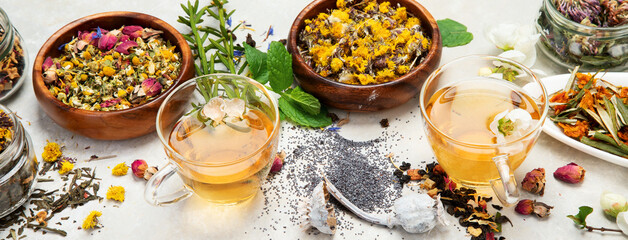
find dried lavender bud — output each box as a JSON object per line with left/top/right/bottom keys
{"left": 554, "top": 162, "right": 585, "bottom": 183}
{"left": 521, "top": 168, "right": 546, "bottom": 196}
{"left": 399, "top": 162, "right": 411, "bottom": 171}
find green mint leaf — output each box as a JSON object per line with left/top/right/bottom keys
{"left": 278, "top": 97, "right": 331, "bottom": 127}
{"left": 282, "top": 87, "right": 321, "bottom": 115}
{"left": 437, "top": 18, "right": 473, "bottom": 47}
{"left": 497, "top": 118, "right": 514, "bottom": 136}
{"left": 567, "top": 206, "right": 593, "bottom": 229}
{"left": 267, "top": 41, "right": 293, "bottom": 92}
{"left": 243, "top": 43, "right": 269, "bottom": 84}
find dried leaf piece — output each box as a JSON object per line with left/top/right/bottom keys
{"left": 554, "top": 162, "right": 586, "bottom": 183}
{"left": 521, "top": 168, "right": 546, "bottom": 196}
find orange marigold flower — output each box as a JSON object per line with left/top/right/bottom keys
{"left": 550, "top": 92, "right": 569, "bottom": 113}
{"left": 558, "top": 121, "right": 588, "bottom": 139}
{"left": 578, "top": 90, "right": 594, "bottom": 110}
{"left": 620, "top": 87, "right": 628, "bottom": 98}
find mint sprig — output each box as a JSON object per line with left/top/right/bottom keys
{"left": 244, "top": 42, "right": 331, "bottom": 127}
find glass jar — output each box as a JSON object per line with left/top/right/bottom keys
{"left": 0, "top": 104, "right": 37, "bottom": 218}
{"left": 0, "top": 7, "right": 27, "bottom": 101}
{"left": 535, "top": 0, "right": 628, "bottom": 71}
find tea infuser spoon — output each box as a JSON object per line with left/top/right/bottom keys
{"left": 323, "top": 177, "right": 446, "bottom": 233}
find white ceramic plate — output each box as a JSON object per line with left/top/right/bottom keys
{"left": 541, "top": 72, "right": 628, "bottom": 168}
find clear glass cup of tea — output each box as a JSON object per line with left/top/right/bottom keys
{"left": 419, "top": 55, "right": 548, "bottom": 205}
{"left": 147, "top": 74, "right": 280, "bottom": 205}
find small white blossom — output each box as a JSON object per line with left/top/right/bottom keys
{"left": 601, "top": 191, "right": 628, "bottom": 218}
{"left": 202, "top": 97, "right": 226, "bottom": 122}
{"left": 485, "top": 23, "right": 540, "bottom": 67}
{"left": 617, "top": 212, "right": 628, "bottom": 236}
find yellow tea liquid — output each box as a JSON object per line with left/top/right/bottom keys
{"left": 425, "top": 77, "right": 541, "bottom": 185}
{"left": 168, "top": 109, "right": 275, "bottom": 204}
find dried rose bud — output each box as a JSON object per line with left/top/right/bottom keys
{"left": 144, "top": 166, "right": 158, "bottom": 180}
{"left": 115, "top": 41, "right": 138, "bottom": 55}
{"left": 515, "top": 199, "right": 553, "bottom": 218}
{"left": 131, "top": 159, "right": 147, "bottom": 178}
{"left": 270, "top": 151, "right": 286, "bottom": 173}
{"left": 100, "top": 98, "right": 121, "bottom": 108}
{"left": 79, "top": 31, "right": 98, "bottom": 45}
{"left": 141, "top": 78, "right": 163, "bottom": 97}
{"left": 122, "top": 25, "right": 143, "bottom": 39}
{"left": 600, "top": 191, "right": 628, "bottom": 218}
{"left": 554, "top": 162, "right": 585, "bottom": 183}
{"left": 97, "top": 32, "right": 118, "bottom": 50}
{"left": 444, "top": 176, "right": 457, "bottom": 191}
{"left": 521, "top": 168, "right": 546, "bottom": 196}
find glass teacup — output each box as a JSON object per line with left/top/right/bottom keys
{"left": 419, "top": 55, "right": 548, "bottom": 205}
{"left": 147, "top": 74, "right": 280, "bottom": 205}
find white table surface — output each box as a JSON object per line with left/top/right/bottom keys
{"left": 1, "top": 0, "right": 627, "bottom": 239}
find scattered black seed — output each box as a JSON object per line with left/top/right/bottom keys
{"left": 492, "top": 204, "right": 503, "bottom": 210}
{"left": 399, "top": 162, "right": 411, "bottom": 171}
{"left": 379, "top": 118, "right": 389, "bottom": 128}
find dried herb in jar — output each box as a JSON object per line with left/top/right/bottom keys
{"left": 298, "top": 0, "right": 431, "bottom": 85}
{"left": 42, "top": 26, "right": 182, "bottom": 111}
{"left": 0, "top": 27, "right": 26, "bottom": 93}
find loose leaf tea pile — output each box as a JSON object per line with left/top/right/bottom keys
{"left": 550, "top": 68, "right": 628, "bottom": 158}
{"left": 298, "top": 0, "right": 432, "bottom": 85}
{"left": 42, "top": 26, "right": 182, "bottom": 111}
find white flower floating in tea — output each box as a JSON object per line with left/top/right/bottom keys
{"left": 489, "top": 108, "right": 533, "bottom": 143}
{"left": 201, "top": 96, "right": 246, "bottom": 125}
{"left": 311, "top": 178, "right": 446, "bottom": 234}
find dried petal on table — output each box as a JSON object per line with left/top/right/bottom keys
{"left": 111, "top": 162, "right": 129, "bottom": 176}
{"left": 515, "top": 199, "right": 553, "bottom": 218}
{"left": 106, "top": 186, "right": 125, "bottom": 202}
{"left": 82, "top": 211, "right": 102, "bottom": 230}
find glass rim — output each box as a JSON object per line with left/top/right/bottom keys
{"left": 543, "top": 0, "right": 628, "bottom": 33}
{"left": 419, "top": 55, "right": 550, "bottom": 148}
{"left": 0, "top": 104, "right": 23, "bottom": 177}
{"left": 156, "top": 73, "right": 281, "bottom": 167}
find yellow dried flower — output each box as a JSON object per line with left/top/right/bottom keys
{"left": 82, "top": 211, "right": 101, "bottom": 230}
{"left": 58, "top": 161, "right": 74, "bottom": 175}
{"left": 379, "top": 2, "right": 391, "bottom": 13}
{"left": 117, "top": 89, "right": 127, "bottom": 98}
{"left": 106, "top": 186, "right": 125, "bottom": 202}
{"left": 42, "top": 142, "right": 62, "bottom": 163}
{"left": 131, "top": 56, "right": 141, "bottom": 65}
{"left": 336, "top": 0, "right": 345, "bottom": 8}
{"left": 331, "top": 58, "right": 343, "bottom": 72}
{"left": 103, "top": 55, "right": 114, "bottom": 62}
{"left": 397, "top": 65, "right": 410, "bottom": 74}
{"left": 111, "top": 162, "right": 129, "bottom": 176}
{"left": 102, "top": 66, "right": 115, "bottom": 77}
{"left": 61, "top": 62, "right": 73, "bottom": 69}
{"left": 82, "top": 51, "right": 91, "bottom": 59}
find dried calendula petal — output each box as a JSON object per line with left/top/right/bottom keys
{"left": 106, "top": 186, "right": 125, "bottom": 202}
{"left": 82, "top": 211, "right": 102, "bottom": 230}
{"left": 111, "top": 162, "right": 129, "bottom": 176}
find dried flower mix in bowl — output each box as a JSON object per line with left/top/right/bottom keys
{"left": 298, "top": 0, "right": 432, "bottom": 85}
{"left": 42, "top": 26, "right": 182, "bottom": 111}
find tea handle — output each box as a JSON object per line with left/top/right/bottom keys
{"left": 144, "top": 163, "right": 193, "bottom": 206}
{"left": 490, "top": 154, "right": 520, "bottom": 206}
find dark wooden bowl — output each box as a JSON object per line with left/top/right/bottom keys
{"left": 32, "top": 11, "right": 195, "bottom": 140}
{"left": 287, "top": 0, "right": 442, "bottom": 112}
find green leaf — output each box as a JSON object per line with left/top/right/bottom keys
{"left": 567, "top": 206, "right": 593, "bottom": 229}
{"left": 267, "top": 41, "right": 293, "bottom": 92}
{"left": 278, "top": 97, "right": 331, "bottom": 128}
{"left": 243, "top": 43, "right": 269, "bottom": 84}
{"left": 282, "top": 87, "right": 321, "bottom": 115}
{"left": 437, "top": 18, "right": 473, "bottom": 47}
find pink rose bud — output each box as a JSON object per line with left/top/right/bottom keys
{"left": 554, "top": 162, "right": 585, "bottom": 183}
{"left": 122, "top": 25, "right": 143, "bottom": 40}
{"left": 141, "top": 78, "right": 163, "bottom": 97}
{"left": 119, "top": 34, "right": 130, "bottom": 42}
{"left": 270, "top": 151, "right": 286, "bottom": 173}
{"left": 42, "top": 57, "right": 54, "bottom": 71}
{"left": 131, "top": 159, "right": 148, "bottom": 178}
{"left": 515, "top": 199, "right": 553, "bottom": 218}
{"left": 115, "top": 41, "right": 138, "bottom": 55}
{"left": 98, "top": 32, "right": 118, "bottom": 50}
{"left": 521, "top": 168, "right": 546, "bottom": 196}
{"left": 99, "top": 98, "right": 121, "bottom": 108}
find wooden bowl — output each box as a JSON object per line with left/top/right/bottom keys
{"left": 32, "top": 11, "right": 195, "bottom": 140}
{"left": 287, "top": 0, "right": 442, "bottom": 112}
